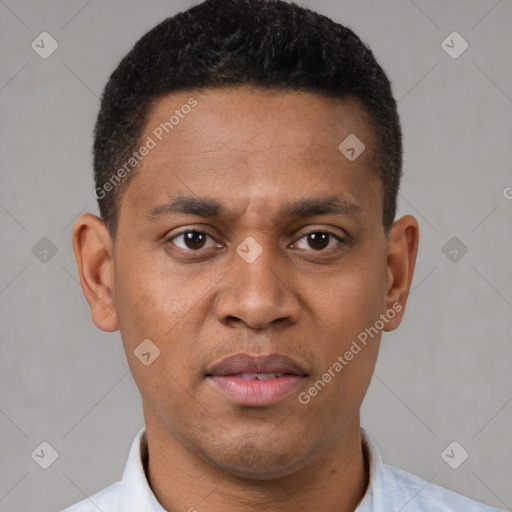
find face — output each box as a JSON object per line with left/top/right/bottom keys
{"left": 74, "top": 86, "right": 418, "bottom": 480}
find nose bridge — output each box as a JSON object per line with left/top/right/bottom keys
{"left": 215, "top": 237, "right": 301, "bottom": 329}
{"left": 238, "top": 241, "right": 281, "bottom": 295}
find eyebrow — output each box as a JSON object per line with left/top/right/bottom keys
{"left": 145, "top": 194, "right": 361, "bottom": 221}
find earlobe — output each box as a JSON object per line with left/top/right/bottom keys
{"left": 383, "top": 215, "right": 420, "bottom": 331}
{"left": 72, "top": 213, "right": 119, "bottom": 332}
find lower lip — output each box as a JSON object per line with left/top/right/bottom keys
{"left": 208, "top": 375, "right": 305, "bottom": 407}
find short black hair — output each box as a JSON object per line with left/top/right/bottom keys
{"left": 93, "top": 0, "right": 402, "bottom": 237}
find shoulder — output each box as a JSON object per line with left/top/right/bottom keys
{"left": 380, "top": 464, "right": 503, "bottom": 512}
{"left": 60, "top": 481, "right": 121, "bottom": 512}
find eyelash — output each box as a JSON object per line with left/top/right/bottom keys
{"left": 166, "top": 229, "right": 346, "bottom": 254}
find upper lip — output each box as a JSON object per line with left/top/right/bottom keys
{"left": 206, "top": 353, "right": 308, "bottom": 376}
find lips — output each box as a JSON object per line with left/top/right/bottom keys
{"left": 206, "top": 353, "right": 307, "bottom": 407}
{"left": 207, "top": 353, "right": 307, "bottom": 377}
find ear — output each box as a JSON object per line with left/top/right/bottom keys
{"left": 383, "top": 214, "right": 419, "bottom": 331}
{"left": 72, "top": 213, "right": 118, "bottom": 332}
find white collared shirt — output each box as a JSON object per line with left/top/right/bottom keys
{"left": 61, "top": 427, "right": 502, "bottom": 511}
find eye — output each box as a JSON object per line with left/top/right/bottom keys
{"left": 167, "top": 229, "right": 345, "bottom": 254}
{"left": 293, "top": 231, "right": 345, "bottom": 251}
{"left": 169, "top": 230, "right": 221, "bottom": 251}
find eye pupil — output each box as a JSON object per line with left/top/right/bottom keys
{"left": 185, "top": 231, "right": 206, "bottom": 249}
{"left": 308, "top": 232, "right": 329, "bottom": 250}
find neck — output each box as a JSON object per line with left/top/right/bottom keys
{"left": 143, "top": 414, "right": 369, "bottom": 512}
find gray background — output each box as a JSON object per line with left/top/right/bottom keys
{"left": 1, "top": 1, "right": 511, "bottom": 511}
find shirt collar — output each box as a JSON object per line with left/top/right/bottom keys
{"left": 355, "top": 427, "right": 384, "bottom": 510}
{"left": 118, "top": 426, "right": 383, "bottom": 511}
{"left": 118, "top": 427, "right": 166, "bottom": 512}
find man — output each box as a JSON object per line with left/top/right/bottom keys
{"left": 63, "top": 0, "right": 501, "bottom": 510}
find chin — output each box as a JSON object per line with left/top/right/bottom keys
{"left": 200, "top": 435, "right": 312, "bottom": 481}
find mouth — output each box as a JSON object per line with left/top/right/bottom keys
{"left": 206, "top": 353, "right": 308, "bottom": 407}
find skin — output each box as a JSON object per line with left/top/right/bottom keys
{"left": 73, "top": 86, "right": 419, "bottom": 512}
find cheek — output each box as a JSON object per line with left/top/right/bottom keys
{"left": 304, "top": 251, "right": 386, "bottom": 402}
{"left": 113, "top": 254, "right": 192, "bottom": 340}
{"left": 112, "top": 262, "right": 201, "bottom": 421}
{"left": 317, "top": 257, "right": 387, "bottom": 340}
{"left": 112, "top": 254, "right": 211, "bottom": 384}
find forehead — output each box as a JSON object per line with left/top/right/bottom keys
{"left": 119, "top": 86, "right": 381, "bottom": 224}
{"left": 146, "top": 86, "right": 373, "bottom": 155}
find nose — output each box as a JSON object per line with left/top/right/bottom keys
{"left": 214, "top": 242, "right": 301, "bottom": 330}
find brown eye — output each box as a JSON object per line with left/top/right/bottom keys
{"left": 294, "top": 231, "right": 344, "bottom": 251}
{"left": 306, "top": 232, "right": 329, "bottom": 250}
{"left": 170, "top": 231, "right": 217, "bottom": 251}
